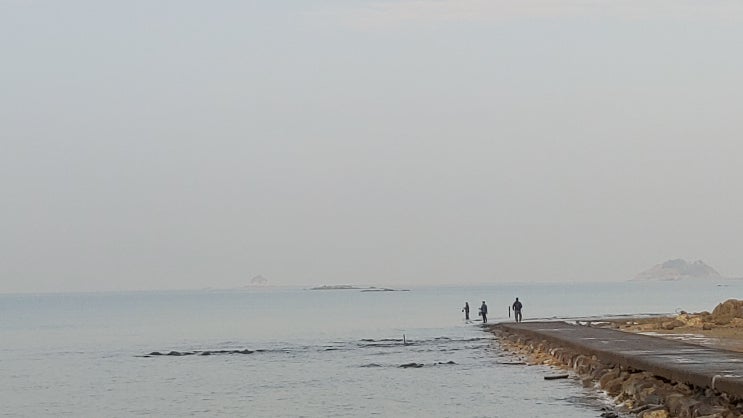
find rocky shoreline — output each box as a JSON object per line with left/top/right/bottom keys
{"left": 493, "top": 325, "right": 743, "bottom": 418}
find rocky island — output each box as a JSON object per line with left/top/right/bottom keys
{"left": 633, "top": 259, "right": 722, "bottom": 281}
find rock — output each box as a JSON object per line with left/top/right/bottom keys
{"left": 711, "top": 299, "right": 743, "bottom": 324}
{"left": 544, "top": 374, "right": 569, "bottom": 380}
{"left": 640, "top": 394, "right": 663, "bottom": 406}
{"left": 599, "top": 369, "right": 621, "bottom": 387}
{"left": 399, "top": 363, "right": 424, "bottom": 368}
{"left": 640, "top": 408, "right": 669, "bottom": 418}
{"left": 662, "top": 320, "right": 685, "bottom": 330}
{"left": 604, "top": 376, "right": 625, "bottom": 396}
{"left": 149, "top": 352, "right": 163, "bottom": 356}
{"left": 672, "top": 382, "right": 692, "bottom": 395}
{"left": 167, "top": 351, "right": 182, "bottom": 356}
{"left": 703, "top": 323, "right": 714, "bottom": 330}
{"left": 692, "top": 402, "right": 729, "bottom": 417}
{"left": 201, "top": 351, "right": 211, "bottom": 356}
{"left": 600, "top": 412, "right": 618, "bottom": 418}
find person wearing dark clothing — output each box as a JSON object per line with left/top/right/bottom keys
{"left": 512, "top": 298, "right": 523, "bottom": 323}
{"left": 462, "top": 302, "right": 470, "bottom": 320}
{"left": 480, "top": 301, "right": 488, "bottom": 323}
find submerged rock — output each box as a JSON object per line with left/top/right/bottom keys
{"left": 399, "top": 362, "right": 424, "bottom": 368}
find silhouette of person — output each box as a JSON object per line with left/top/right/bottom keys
{"left": 480, "top": 301, "right": 488, "bottom": 323}
{"left": 512, "top": 297, "right": 523, "bottom": 323}
{"left": 462, "top": 302, "right": 470, "bottom": 320}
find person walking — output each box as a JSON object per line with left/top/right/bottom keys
{"left": 480, "top": 301, "right": 488, "bottom": 323}
{"left": 462, "top": 302, "right": 470, "bottom": 320}
{"left": 512, "top": 298, "right": 523, "bottom": 323}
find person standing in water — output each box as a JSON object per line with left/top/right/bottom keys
{"left": 462, "top": 302, "right": 470, "bottom": 320}
{"left": 512, "top": 297, "right": 523, "bottom": 323}
{"left": 480, "top": 301, "right": 488, "bottom": 323}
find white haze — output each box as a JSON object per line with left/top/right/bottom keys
{"left": 2, "top": 1, "right": 743, "bottom": 292}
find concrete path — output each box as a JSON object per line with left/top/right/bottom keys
{"left": 495, "top": 321, "right": 743, "bottom": 396}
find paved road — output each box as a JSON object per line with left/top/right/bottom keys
{"left": 495, "top": 321, "right": 743, "bottom": 396}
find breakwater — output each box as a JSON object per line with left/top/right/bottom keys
{"left": 492, "top": 322, "right": 743, "bottom": 418}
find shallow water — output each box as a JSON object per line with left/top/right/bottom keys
{"left": 1, "top": 280, "right": 740, "bottom": 416}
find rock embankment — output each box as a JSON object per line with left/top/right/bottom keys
{"left": 495, "top": 327, "right": 743, "bottom": 418}
{"left": 605, "top": 299, "right": 743, "bottom": 355}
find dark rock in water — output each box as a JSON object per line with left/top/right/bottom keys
{"left": 399, "top": 362, "right": 424, "bottom": 368}
{"left": 167, "top": 351, "right": 183, "bottom": 356}
{"left": 201, "top": 351, "right": 211, "bottom": 356}
{"left": 149, "top": 352, "right": 163, "bottom": 356}
{"left": 436, "top": 361, "right": 456, "bottom": 365}
{"left": 360, "top": 363, "right": 382, "bottom": 368}
{"left": 600, "top": 412, "right": 618, "bottom": 418}
{"left": 544, "top": 374, "right": 569, "bottom": 380}
{"left": 235, "top": 349, "right": 253, "bottom": 354}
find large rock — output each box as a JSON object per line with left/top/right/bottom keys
{"left": 711, "top": 299, "right": 743, "bottom": 325}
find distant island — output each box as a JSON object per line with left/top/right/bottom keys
{"left": 249, "top": 275, "right": 269, "bottom": 286}
{"left": 310, "top": 285, "right": 410, "bottom": 292}
{"left": 633, "top": 259, "right": 722, "bottom": 281}
{"left": 310, "top": 285, "right": 362, "bottom": 290}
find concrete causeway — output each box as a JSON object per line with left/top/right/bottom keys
{"left": 495, "top": 321, "right": 743, "bottom": 396}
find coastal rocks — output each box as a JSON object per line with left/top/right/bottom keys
{"left": 493, "top": 327, "right": 743, "bottom": 418}
{"left": 143, "top": 349, "right": 254, "bottom": 357}
{"left": 398, "top": 361, "right": 456, "bottom": 368}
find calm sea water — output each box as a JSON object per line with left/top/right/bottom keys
{"left": 1, "top": 280, "right": 740, "bottom": 417}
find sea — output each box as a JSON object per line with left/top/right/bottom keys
{"left": 1, "top": 280, "right": 740, "bottom": 417}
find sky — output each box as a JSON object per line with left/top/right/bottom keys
{"left": 2, "top": 0, "right": 743, "bottom": 293}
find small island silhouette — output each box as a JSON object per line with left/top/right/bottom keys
{"left": 634, "top": 259, "right": 722, "bottom": 281}
{"left": 309, "top": 285, "right": 410, "bottom": 292}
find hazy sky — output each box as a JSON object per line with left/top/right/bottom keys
{"left": 2, "top": 1, "right": 743, "bottom": 293}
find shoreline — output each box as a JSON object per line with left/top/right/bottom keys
{"left": 490, "top": 319, "right": 743, "bottom": 418}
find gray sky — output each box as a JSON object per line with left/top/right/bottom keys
{"left": 2, "top": 0, "right": 743, "bottom": 293}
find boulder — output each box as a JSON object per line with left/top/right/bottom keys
{"left": 640, "top": 408, "right": 669, "bottom": 418}
{"left": 711, "top": 299, "right": 743, "bottom": 325}
{"left": 604, "top": 376, "right": 625, "bottom": 396}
